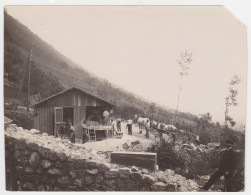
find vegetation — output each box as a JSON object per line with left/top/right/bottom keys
{"left": 5, "top": 109, "right": 34, "bottom": 130}
{"left": 4, "top": 11, "right": 244, "bottom": 147}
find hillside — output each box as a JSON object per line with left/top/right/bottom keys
{"left": 3, "top": 10, "right": 246, "bottom": 147}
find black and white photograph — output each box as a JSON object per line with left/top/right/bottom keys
{"left": 2, "top": 3, "right": 249, "bottom": 193}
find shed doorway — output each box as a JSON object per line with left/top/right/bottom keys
{"left": 54, "top": 107, "right": 73, "bottom": 136}
{"left": 63, "top": 107, "right": 74, "bottom": 124}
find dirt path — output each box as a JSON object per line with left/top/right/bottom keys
{"left": 83, "top": 122, "right": 156, "bottom": 152}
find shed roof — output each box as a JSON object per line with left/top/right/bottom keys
{"left": 34, "top": 87, "right": 116, "bottom": 107}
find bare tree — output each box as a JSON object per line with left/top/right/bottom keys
{"left": 224, "top": 75, "right": 241, "bottom": 129}
{"left": 176, "top": 50, "right": 193, "bottom": 113}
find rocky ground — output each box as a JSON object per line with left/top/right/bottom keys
{"left": 4, "top": 120, "right": 222, "bottom": 192}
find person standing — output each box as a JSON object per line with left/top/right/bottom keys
{"left": 69, "top": 122, "right": 75, "bottom": 143}
{"left": 201, "top": 138, "right": 237, "bottom": 192}
{"left": 82, "top": 120, "right": 89, "bottom": 144}
{"left": 126, "top": 119, "right": 133, "bottom": 135}
{"left": 59, "top": 122, "right": 66, "bottom": 139}
{"left": 145, "top": 120, "right": 150, "bottom": 138}
{"left": 116, "top": 116, "right": 122, "bottom": 132}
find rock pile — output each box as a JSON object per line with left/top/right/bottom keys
{"left": 5, "top": 123, "right": 201, "bottom": 192}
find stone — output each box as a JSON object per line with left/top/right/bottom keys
{"left": 36, "top": 168, "right": 43, "bottom": 174}
{"left": 75, "top": 159, "right": 86, "bottom": 169}
{"left": 14, "top": 150, "right": 21, "bottom": 158}
{"left": 42, "top": 133, "right": 48, "bottom": 136}
{"left": 85, "top": 175, "right": 94, "bottom": 186}
{"left": 47, "top": 168, "right": 61, "bottom": 175}
{"left": 151, "top": 182, "right": 166, "bottom": 191}
{"left": 86, "top": 169, "right": 98, "bottom": 175}
{"left": 104, "top": 169, "right": 119, "bottom": 179}
{"left": 74, "top": 178, "right": 83, "bottom": 187}
{"left": 153, "top": 172, "right": 168, "bottom": 183}
{"left": 141, "top": 168, "right": 149, "bottom": 174}
{"left": 49, "top": 151, "right": 58, "bottom": 161}
{"left": 14, "top": 139, "right": 26, "bottom": 150}
{"left": 98, "top": 163, "right": 110, "bottom": 172}
{"left": 131, "top": 172, "right": 143, "bottom": 181}
{"left": 41, "top": 160, "right": 52, "bottom": 169}
{"left": 95, "top": 174, "right": 104, "bottom": 184}
{"left": 116, "top": 179, "right": 135, "bottom": 191}
{"left": 38, "top": 185, "right": 46, "bottom": 191}
{"left": 30, "top": 129, "right": 40, "bottom": 134}
{"left": 25, "top": 167, "right": 34, "bottom": 173}
{"left": 103, "top": 179, "right": 116, "bottom": 190}
{"left": 119, "top": 167, "right": 131, "bottom": 179}
{"left": 26, "top": 142, "right": 38, "bottom": 151}
{"left": 29, "top": 152, "right": 41, "bottom": 167}
{"left": 57, "top": 152, "right": 67, "bottom": 161}
{"left": 57, "top": 176, "right": 71, "bottom": 185}
{"left": 22, "top": 182, "right": 36, "bottom": 190}
{"left": 38, "top": 148, "right": 50, "bottom": 158}
{"left": 166, "top": 183, "right": 177, "bottom": 191}
{"left": 131, "top": 166, "right": 139, "bottom": 172}
{"left": 86, "top": 160, "right": 97, "bottom": 169}
{"left": 69, "top": 170, "right": 78, "bottom": 179}
{"left": 142, "top": 174, "right": 156, "bottom": 185}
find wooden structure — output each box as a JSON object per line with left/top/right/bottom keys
{"left": 33, "top": 87, "right": 115, "bottom": 139}
{"left": 111, "top": 151, "right": 157, "bottom": 170}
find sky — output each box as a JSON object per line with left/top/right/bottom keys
{"left": 5, "top": 6, "right": 247, "bottom": 127}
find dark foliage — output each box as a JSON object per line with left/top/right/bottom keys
{"left": 5, "top": 110, "right": 34, "bottom": 130}
{"left": 147, "top": 139, "right": 185, "bottom": 170}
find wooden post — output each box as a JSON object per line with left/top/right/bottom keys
{"left": 27, "top": 50, "right": 32, "bottom": 112}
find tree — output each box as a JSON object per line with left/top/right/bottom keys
{"left": 149, "top": 102, "right": 156, "bottom": 120}
{"left": 224, "top": 75, "right": 241, "bottom": 129}
{"left": 176, "top": 50, "right": 193, "bottom": 113}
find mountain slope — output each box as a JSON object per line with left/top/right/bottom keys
{"left": 4, "top": 11, "right": 197, "bottom": 130}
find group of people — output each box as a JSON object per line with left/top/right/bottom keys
{"left": 58, "top": 122, "right": 76, "bottom": 143}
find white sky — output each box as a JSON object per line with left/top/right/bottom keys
{"left": 5, "top": 6, "right": 247, "bottom": 126}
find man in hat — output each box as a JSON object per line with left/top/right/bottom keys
{"left": 201, "top": 138, "right": 237, "bottom": 192}
{"left": 59, "top": 122, "right": 66, "bottom": 139}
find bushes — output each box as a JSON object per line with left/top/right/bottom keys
{"left": 147, "top": 139, "right": 185, "bottom": 170}
{"left": 5, "top": 109, "right": 34, "bottom": 130}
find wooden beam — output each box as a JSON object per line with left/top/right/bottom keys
{"left": 111, "top": 151, "right": 157, "bottom": 170}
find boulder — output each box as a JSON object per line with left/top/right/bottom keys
{"left": 98, "top": 163, "right": 110, "bottom": 172}
{"left": 30, "top": 129, "right": 40, "bottom": 134}
{"left": 47, "top": 168, "right": 61, "bottom": 175}
{"left": 142, "top": 174, "right": 156, "bottom": 185}
{"left": 151, "top": 182, "right": 166, "bottom": 191}
{"left": 69, "top": 170, "right": 78, "bottom": 179}
{"left": 119, "top": 167, "right": 131, "bottom": 179}
{"left": 103, "top": 179, "right": 116, "bottom": 190}
{"left": 86, "top": 169, "right": 98, "bottom": 175}
{"left": 131, "top": 172, "right": 143, "bottom": 182}
{"left": 29, "top": 152, "right": 41, "bottom": 167}
{"left": 85, "top": 175, "right": 94, "bottom": 186}
{"left": 166, "top": 183, "right": 177, "bottom": 191}
{"left": 41, "top": 160, "right": 52, "bottom": 169}
{"left": 131, "top": 166, "right": 139, "bottom": 172}
{"left": 105, "top": 169, "right": 119, "bottom": 179}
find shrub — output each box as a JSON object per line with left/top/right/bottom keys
{"left": 147, "top": 139, "right": 185, "bottom": 170}
{"left": 5, "top": 109, "right": 34, "bottom": 129}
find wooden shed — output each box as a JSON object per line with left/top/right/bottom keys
{"left": 33, "top": 87, "right": 115, "bottom": 139}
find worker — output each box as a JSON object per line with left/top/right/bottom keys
{"left": 59, "top": 122, "right": 66, "bottom": 139}
{"left": 116, "top": 116, "right": 122, "bottom": 132}
{"left": 126, "top": 119, "right": 133, "bottom": 135}
{"left": 201, "top": 138, "right": 237, "bottom": 192}
{"left": 69, "top": 122, "right": 75, "bottom": 143}
{"left": 82, "top": 120, "right": 89, "bottom": 144}
{"left": 111, "top": 118, "right": 118, "bottom": 136}
{"left": 145, "top": 120, "right": 150, "bottom": 138}
{"left": 103, "top": 110, "right": 110, "bottom": 125}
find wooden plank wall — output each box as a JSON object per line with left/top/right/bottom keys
{"left": 73, "top": 106, "right": 86, "bottom": 139}
{"left": 34, "top": 88, "right": 112, "bottom": 137}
